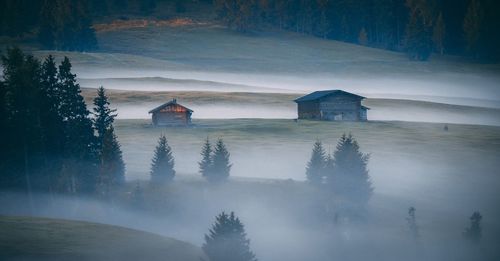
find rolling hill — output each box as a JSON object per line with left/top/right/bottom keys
{"left": 0, "top": 216, "right": 206, "bottom": 261}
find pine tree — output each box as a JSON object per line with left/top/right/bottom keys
{"left": 325, "top": 134, "right": 372, "bottom": 205}
{"left": 464, "top": 0, "right": 484, "bottom": 58}
{"left": 58, "top": 56, "right": 97, "bottom": 194}
{"left": 93, "top": 86, "right": 117, "bottom": 150}
{"left": 306, "top": 140, "right": 326, "bottom": 186}
{"left": 404, "top": 0, "right": 434, "bottom": 61}
{"left": 464, "top": 211, "right": 482, "bottom": 243}
{"left": 98, "top": 126, "right": 125, "bottom": 196}
{"left": 433, "top": 12, "right": 445, "bottom": 55}
{"left": 39, "top": 55, "right": 65, "bottom": 189}
{"left": 207, "top": 139, "right": 232, "bottom": 183}
{"left": 150, "top": 135, "right": 175, "bottom": 185}
{"left": 199, "top": 137, "right": 213, "bottom": 178}
{"left": 203, "top": 211, "right": 258, "bottom": 261}
{"left": 0, "top": 48, "right": 44, "bottom": 190}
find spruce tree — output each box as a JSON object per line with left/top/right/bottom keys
{"left": 404, "top": 0, "right": 434, "bottom": 61}
{"left": 325, "top": 134, "right": 372, "bottom": 205}
{"left": 58, "top": 56, "right": 97, "bottom": 193}
{"left": 207, "top": 139, "right": 232, "bottom": 183}
{"left": 199, "top": 137, "right": 213, "bottom": 178}
{"left": 150, "top": 135, "right": 175, "bottom": 185}
{"left": 464, "top": 0, "right": 484, "bottom": 58}
{"left": 93, "top": 86, "right": 117, "bottom": 150}
{"left": 39, "top": 55, "right": 65, "bottom": 189}
{"left": 464, "top": 211, "right": 482, "bottom": 243}
{"left": 433, "top": 12, "right": 445, "bottom": 55}
{"left": 203, "top": 211, "right": 257, "bottom": 261}
{"left": 0, "top": 48, "right": 44, "bottom": 190}
{"left": 306, "top": 140, "right": 326, "bottom": 186}
{"left": 98, "top": 127, "right": 125, "bottom": 196}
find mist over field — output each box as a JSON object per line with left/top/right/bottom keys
{"left": 1, "top": 1, "right": 500, "bottom": 261}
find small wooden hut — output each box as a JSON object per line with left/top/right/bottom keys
{"left": 294, "top": 90, "right": 369, "bottom": 121}
{"left": 149, "top": 99, "right": 193, "bottom": 126}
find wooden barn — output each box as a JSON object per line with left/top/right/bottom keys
{"left": 149, "top": 99, "right": 193, "bottom": 126}
{"left": 294, "top": 90, "right": 369, "bottom": 121}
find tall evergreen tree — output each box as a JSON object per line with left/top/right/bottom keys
{"left": 306, "top": 140, "right": 326, "bottom": 186}
{"left": 325, "top": 134, "right": 372, "bottom": 205}
{"left": 0, "top": 48, "right": 44, "bottom": 190}
{"left": 58, "top": 56, "right": 97, "bottom": 193}
{"left": 433, "top": 12, "right": 446, "bottom": 55}
{"left": 404, "top": 0, "right": 434, "bottom": 61}
{"left": 206, "top": 139, "right": 232, "bottom": 183}
{"left": 203, "top": 211, "right": 258, "bottom": 261}
{"left": 39, "top": 55, "right": 65, "bottom": 190}
{"left": 463, "top": 0, "right": 484, "bottom": 58}
{"left": 98, "top": 126, "right": 125, "bottom": 196}
{"left": 199, "top": 137, "right": 213, "bottom": 178}
{"left": 150, "top": 135, "right": 175, "bottom": 185}
{"left": 93, "top": 86, "right": 117, "bottom": 150}
{"left": 463, "top": 211, "right": 482, "bottom": 243}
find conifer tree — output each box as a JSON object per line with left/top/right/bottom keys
{"left": 464, "top": 0, "right": 484, "bottom": 58}
{"left": 325, "top": 134, "right": 372, "bottom": 205}
{"left": 0, "top": 48, "right": 44, "bottom": 190}
{"left": 93, "top": 86, "right": 117, "bottom": 150}
{"left": 39, "top": 55, "right": 65, "bottom": 189}
{"left": 203, "top": 211, "right": 258, "bottom": 261}
{"left": 306, "top": 140, "right": 326, "bottom": 186}
{"left": 433, "top": 12, "right": 445, "bottom": 55}
{"left": 98, "top": 126, "right": 125, "bottom": 196}
{"left": 404, "top": 0, "right": 434, "bottom": 61}
{"left": 464, "top": 211, "right": 482, "bottom": 243}
{"left": 207, "top": 139, "right": 232, "bottom": 183}
{"left": 150, "top": 135, "right": 175, "bottom": 185}
{"left": 199, "top": 137, "right": 213, "bottom": 178}
{"left": 58, "top": 56, "right": 97, "bottom": 193}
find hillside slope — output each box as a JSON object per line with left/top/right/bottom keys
{"left": 0, "top": 216, "right": 206, "bottom": 261}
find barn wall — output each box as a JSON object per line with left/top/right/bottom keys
{"left": 318, "top": 95, "right": 362, "bottom": 121}
{"left": 297, "top": 101, "right": 320, "bottom": 119}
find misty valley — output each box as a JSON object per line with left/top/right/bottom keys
{"left": 1, "top": 0, "right": 500, "bottom": 260}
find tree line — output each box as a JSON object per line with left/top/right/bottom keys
{"left": 213, "top": 0, "right": 500, "bottom": 61}
{"left": 0, "top": 48, "right": 124, "bottom": 196}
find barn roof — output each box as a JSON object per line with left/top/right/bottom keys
{"left": 148, "top": 99, "right": 193, "bottom": 114}
{"left": 294, "top": 90, "right": 365, "bottom": 103}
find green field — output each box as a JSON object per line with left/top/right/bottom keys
{"left": 0, "top": 216, "right": 206, "bottom": 261}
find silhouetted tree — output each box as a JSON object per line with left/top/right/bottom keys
{"left": 464, "top": 211, "right": 482, "bottom": 243}
{"left": 404, "top": 0, "right": 434, "bottom": 61}
{"left": 306, "top": 140, "right": 326, "bottom": 186}
{"left": 93, "top": 86, "right": 117, "bottom": 150}
{"left": 97, "top": 126, "right": 125, "bottom": 196}
{"left": 58, "top": 57, "right": 97, "bottom": 194}
{"left": 206, "top": 139, "right": 232, "bottom": 183}
{"left": 325, "top": 134, "right": 372, "bottom": 205}
{"left": 150, "top": 135, "right": 175, "bottom": 185}
{"left": 199, "top": 137, "right": 213, "bottom": 178}
{"left": 463, "top": 0, "right": 484, "bottom": 58}
{"left": 433, "top": 12, "right": 446, "bottom": 55}
{"left": 203, "top": 211, "right": 258, "bottom": 261}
